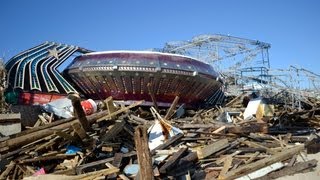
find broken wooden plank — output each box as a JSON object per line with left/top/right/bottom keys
{"left": 220, "top": 145, "right": 304, "bottom": 180}
{"left": 100, "top": 120, "right": 126, "bottom": 142}
{"left": 17, "top": 154, "right": 76, "bottom": 164}
{"left": 0, "top": 161, "right": 15, "bottom": 179}
{"left": 150, "top": 133, "right": 184, "bottom": 155}
{"left": 0, "top": 109, "right": 112, "bottom": 153}
{"left": 227, "top": 123, "right": 268, "bottom": 134}
{"left": 241, "top": 140, "right": 278, "bottom": 155}
{"left": 213, "top": 126, "right": 226, "bottom": 133}
{"left": 38, "top": 115, "right": 49, "bottom": 125}
{"left": 244, "top": 151, "right": 260, "bottom": 164}
{"left": 147, "top": 83, "right": 159, "bottom": 112}
{"left": 237, "top": 162, "right": 284, "bottom": 180}
{"left": 159, "top": 147, "right": 187, "bottom": 174}
{"left": 104, "top": 96, "right": 118, "bottom": 120}
{"left": 75, "top": 167, "right": 119, "bottom": 180}
{"left": 134, "top": 125, "right": 154, "bottom": 180}
{"left": 164, "top": 96, "right": 179, "bottom": 120}
{"left": 197, "top": 139, "right": 229, "bottom": 159}
{"left": 71, "top": 121, "right": 89, "bottom": 140}
{"left": 129, "top": 114, "right": 153, "bottom": 125}
{"left": 218, "top": 156, "right": 233, "bottom": 178}
{"left": 259, "top": 159, "right": 318, "bottom": 179}
{"left": 54, "top": 130, "right": 79, "bottom": 142}
{"left": 107, "top": 153, "right": 123, "bottom": 179}
{"left": 97, "top": 100, "right": 144, "bottom": 122}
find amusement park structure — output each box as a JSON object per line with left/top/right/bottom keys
{"left": 3, "top": 34, "right": 320, "bottom": 108}
{"left": 157, "top": 34, "right": 320, "bottom": 108}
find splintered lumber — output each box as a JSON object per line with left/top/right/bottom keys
{"left": 18, "top": 154, "right": 76, "bottom": 164}
{"left": 227, "top": 123, "right": 268, "bottom": 134}
{"left": 197, "top": 139, "right": 229, "bottom": 159}
{"left": 259, "top": 159, "right": 318, "bottom": 179}
{"left": 218, "top": 156, "right": 233, "bottom": 178}
{"left": 76, "top": 152, "right": 136, "bottom": 174}
{"left": 75, "top": 167, "right": 120, "bottom": 180}
{"left": 106, "top": 153, "right": 123, "bottom": 179}
{"left": 97, "top": 100, "right": 144, "bottom": 122}
{"left": 134, "top": 125, "right": 154, "bottom": 180}
{"left": 180, "top": 124, "right": 219, "bottom": 129}
{"left": 129, "top": 114, "right": 153, "bottom": 125}
{"left": 241, "top": 140, "right": 277, "bottom": 155}
{"left": 72, "top": 121, "right": 89, "bottom": 140}
{"left": 220, "top": 145, "right": 305, "bottom": 180}
{"left": 164, "top": 96, "right": 180, "bottom": 120}
{"left": 100, "top": 120, "right": 126, "bottom": 142}
{"left": 104, "top": 96, "right": 118, "bottom": 120}
{"left": 225, "top": 92, "right": 247, "bottom": 107}
{"left": 159, "top": 148, "right": 188, "bottom": 174}
{"left": 0, "top": 161, "right": 15, "bottom": 179}
{"left": 213, "top": 126, "right": 226, "bottom": 133}
{"left": 150, "top": 133, "right": 184, "bottom": 155}
{"left": 0, "top": 101, "right": 140, "bottom": 153}
{"left": 69, "top": 94, "right": 91, "bottom": 131}
{"left": 147, "top": 83, "right": 159, "bottom": 112}
{"left": 54, "top": 130, "right": 79, "bottom": 142}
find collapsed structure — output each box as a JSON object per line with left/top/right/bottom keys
{"left": 1, "top": 34, "right": 320, "bottom": 179}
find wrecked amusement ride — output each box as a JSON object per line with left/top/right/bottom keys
{"left": 5, "top": 42, "right": 224, "bottom": 107}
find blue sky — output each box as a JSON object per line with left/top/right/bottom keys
{"left": 1, "top": 0, "right": 319, "bottom": 73}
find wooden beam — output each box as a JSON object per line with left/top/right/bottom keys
{"left": 69, "top": 94, "right": 91, "bottom": 131}
{"left": 38, "top": 115, "right": 49, "bottom": 124}
{"left": 259, "top": 159, "right": 318, "bottom": 179}
{"left": 134, "top": 125, "right": 154, "bottom": 180}
{"left": 159, "top": 148, "right": 187, "bottom": 174}
{"left": 100, "top": 120, "right": 126, "bottom": 142}
{"left": 197, "top": 139, "right": 229, "bottom": 159}
{"left": 241, "top": 140, "right": 278, "bottom": 155}
{"left": 150, "top": 133, "right": 184, "bottom": 155}
{"left": 71, "top": 121, "right": 89, "bottom": 140}
{"left": 97, "top": 100, "right": 144, "bottom": 122}
{"left": 104, "top": 96, "right": 118, "bottom": 120}
{"left": 220, "top": 145, "right": 304, "bottom": 180}
{"left": 75, "top": 167, "right": 119, "bottom": 180}
{"left": 227, "top": 123, "right": 268, "bottom": 134}
{"left": 17, "top": 154, "right": 76, "bottom": 164}
{"left": 164, "top": 96, "right": 180, "bottom": 120}
{"left": 0, "top": 109, "right": 111, "bottom": 153}
{"left": 218, "top": 156, "right": 233, "bottom": 178}
{"left": 147, "top": 83, "right": 159, "bottom": 112}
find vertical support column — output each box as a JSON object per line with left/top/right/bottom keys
{"left": 134, "top": 125, "right": 154, "bottom": 180}
{"left": 68, "top": 93, "right": 91, "bottom": 131}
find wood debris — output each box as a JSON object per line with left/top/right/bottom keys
{"left": 1, "top": 94, "right": 320, "bottom": 180}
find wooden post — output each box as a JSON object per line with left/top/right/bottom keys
{"left": 68, "top": 94, "right": 91, "bottom": 131}
{"left": 71, "top": 121, "right": 89, "bottom": 141}
{"left": 164, "top": 96, "right": 180, "bottom": 120}
{"left": 147, "top": 83, "right": 159, "bottom": 112}
{"left": 134, "top": 126, "right": 154, "bottom": 180}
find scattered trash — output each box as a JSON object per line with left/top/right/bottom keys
{"left": 123, "top": 164, "right": 140, "bottom": 177}
{"left": 42, "top": 98, "right": 97, "bottom": 118}
{"left": 65, "top": 145, "right": 81, "bottom": 154}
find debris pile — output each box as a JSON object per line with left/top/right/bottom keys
{"left": 1, "top": 92, "right": 320, "bottom": 180}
